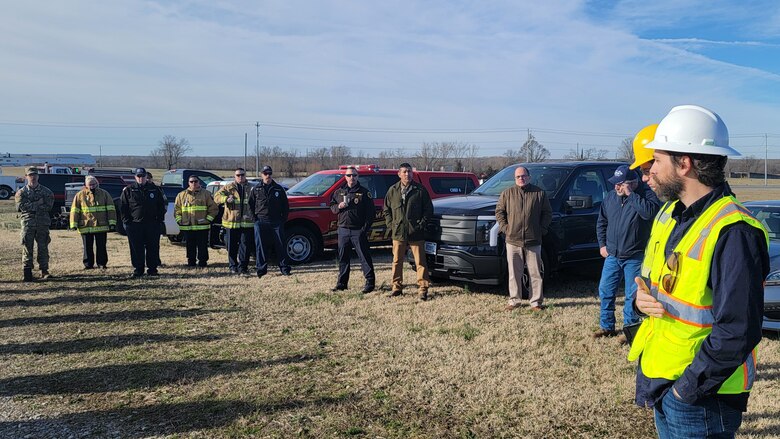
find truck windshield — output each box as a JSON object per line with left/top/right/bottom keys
{"left": 472, "top": 165, "right": 571, "bottom": 197}
{"left": 287, "top": 173, "right": 343, "bottom": 196}
{"left": 162, "top": 173, "right": 182, "bottom": 187}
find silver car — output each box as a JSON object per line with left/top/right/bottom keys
{"left": 744, "top": 200, "right": 780, "bottom": 332}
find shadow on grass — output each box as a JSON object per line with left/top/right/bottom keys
{"left": 0, "top": 308, "right": 236, "bottom": 328}
{"left": 757, "top": 362, "right": 780, "bottom": 382}
{"left": 0, "top": 354, "right": 323, "bottom": 396}
{"left": 0, "top": 394, "right": 351, "bottom": 438}
{"left": 741, "top": 409, "right": 780, "bottom": 436}
{"left": 0, "top": 294, "right": 181, "bottom": 308}
{"left": 0, "top": 333, "right": 223, "bottom": 355}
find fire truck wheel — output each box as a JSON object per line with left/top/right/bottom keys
{"left": 286, "top": 225, "right": 319, "bottom": 264}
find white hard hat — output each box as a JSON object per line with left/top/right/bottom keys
{"left": 646, "top": 105, "right": 740, "bottom": 157}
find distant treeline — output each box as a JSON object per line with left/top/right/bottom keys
{"left": 96, "top": 149, "right": 780, "bottom": 180}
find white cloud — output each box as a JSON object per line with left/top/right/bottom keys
{"left": 1, "top": 0, "right": 779, "bottom": 156}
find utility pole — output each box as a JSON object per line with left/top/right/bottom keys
{"left": 99, "top": 145, "right": 102, "bottom": 168}
{"left": 765, "top": 133, "right": 769, "bottom": 187}
{"left": 244, "top": 133, "right": 248, "bottom": 171}
{"left": 255, "top": 122, "right": 260, "bottom": 177}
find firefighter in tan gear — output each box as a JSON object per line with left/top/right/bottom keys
{"left": 69, "top": 175, "right": 117, "bottom": 269}
{"left": 174, "top": 177, "right": 218, "bottom": 267}
{"left": 214, "top": 168, "right": 254, "bottom": 274}
{"left": 15, "top": 166, "right": 55, "bottom": 282}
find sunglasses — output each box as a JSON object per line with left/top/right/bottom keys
{"left": 235, "top": 173, "right": 246, "bottom": 177}
{"left": 344, "top": 174, "right": 357, "bottom": 178}
{"left": 662, "top": 251, "right": 680, "bottom": 293}
{"left": 188, "top": 180, "right": 199, "bottom": 183}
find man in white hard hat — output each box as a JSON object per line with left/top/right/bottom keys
{"left": 627, "top": 105, "right": 769, "bottom": 438}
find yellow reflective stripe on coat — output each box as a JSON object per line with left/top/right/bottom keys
{"left": 181, "top": 205, "right": 208, "bottom": 213}
{"left": 179, "top": 224, "right": 211, "bottom": 231}
{"left": 77, "top": 225, "right": 111, "bottom": 234}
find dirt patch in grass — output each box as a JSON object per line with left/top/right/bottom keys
{"left": 1, "top": 196, "right": 779, "bottom": 437}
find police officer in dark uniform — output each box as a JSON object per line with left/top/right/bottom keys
{"left": 329, "top": 166, "right": 376, "bottom": 293}
{"left": 249, "top": 166, "right": 291, "bottom": 277}
{"left": 120, "top": 167, "right": 167, "bottom": 278}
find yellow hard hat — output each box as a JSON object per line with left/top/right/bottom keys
{"left": 631, "top": 124, "right": 657, "bottom": 169}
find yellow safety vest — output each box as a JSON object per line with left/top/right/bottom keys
{"left": 174, "top": 189, "right": 218, "bottom": 231}
{"left": 628, "top": 196, "right": 767, "bottom": 394}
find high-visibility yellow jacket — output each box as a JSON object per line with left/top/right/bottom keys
{"left": 69, "top": 187, "right": 117, "bottom": 233}
{"left": 628, "top": 196, "right": 768, "bottom": 394}
{"left": 214, "top": 182, "right": 254, "bottom": 228}
{"left": 174, "top": 188, "right": 218, "bottom": 231}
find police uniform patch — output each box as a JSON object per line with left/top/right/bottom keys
{"left": 150, "top": 193, "right": 155, "bottom": 198}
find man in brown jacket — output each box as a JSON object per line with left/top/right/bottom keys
{"left": 495, "top": 166, "right": 552, "bottom": 311}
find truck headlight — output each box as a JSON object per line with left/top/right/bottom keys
{"left": 476, "top": 220, "right": 496, "bottom": 244}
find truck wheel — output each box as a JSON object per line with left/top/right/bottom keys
{"left": 286, "top": 225, "right": 319, "bottom": 264}
{"left": 0, "top": 185, "right": 12, "bottom": 200}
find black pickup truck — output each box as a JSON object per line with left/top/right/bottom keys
{"left": 420, "top": 161, "right": 627, "bottom": 286}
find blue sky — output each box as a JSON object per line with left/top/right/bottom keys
{"left": 1, "top": 0, "right": 779, "bottom": 159}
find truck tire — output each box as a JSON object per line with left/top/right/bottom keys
{"left": 114, "top": 201, "right": 127, "bottom": 235}
{"left": 0, "top": 185, "right": 12, "bottom": 200}
{"left": 285, "top": 225, "right": 320, "bottom": 264}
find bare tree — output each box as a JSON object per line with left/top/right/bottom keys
{"left": 465, "top": 143, "right": 480, "bottom": 172}
{"left": 503, "top": 148, "right": 524, "bottom": 167}
{"left": 329, "top": 145, "right": 351, "bottom": 167}
{"left": 564, "top": 146, "right": 609, "bottom": 161}
{"left": 617, "top": 137, "right": 634, "bottom": 162}
{"left": 519, "top": 134, "right": 550, "bottom": 162}
{"left": 152, "top": 135, "right": 191, "bottom": 170}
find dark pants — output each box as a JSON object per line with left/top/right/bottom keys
{"left": 126, "top": 222, "right": 161, "bottom": 274}
{"left": 82, "top": 232, "right": 108, "bottom": 268}
{"left": 225, "top": 227, "right": 252, "bottom": 272}
{"left": 254, "top": 221, "right": 290, "bottom": 275}
{"left": 184, "top": 229, "right": 209, "bottom": 266}
{"left": 336, "top": 227, "right": 374, "bottom": 287}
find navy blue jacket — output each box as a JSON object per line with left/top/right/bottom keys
{"left": 597, "top": 182, "right": 660, "bottom": 259}
{"left": 635, "top": 182, "right": 769, "bottom": 411}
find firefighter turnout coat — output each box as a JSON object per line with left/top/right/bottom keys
{"left": 69, "top": 187, "right": 117, "bottom": 233}
{"left": 174, "top": 188, "right": 218, "bottom": 231}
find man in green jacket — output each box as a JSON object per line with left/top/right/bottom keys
{"left": 496, "top": 166, "right": 552, "bottom": 311}
{"left": 383, "top": 163, "right": 434, "bottom": 300}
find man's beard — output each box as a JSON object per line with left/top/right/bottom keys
{"left": 653, "top": 173, "right": 684, "bottom": 202}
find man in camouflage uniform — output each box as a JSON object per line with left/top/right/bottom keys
{"left": 15, "top": 166, "right": 55, "bottom": 282}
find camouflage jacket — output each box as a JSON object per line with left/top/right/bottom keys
{"left": 15, "top": 184, "right": 55, "bottom": 228}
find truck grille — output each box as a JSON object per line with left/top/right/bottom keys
{"left": 426, "top": 216, "right": 477, "bottom": 245}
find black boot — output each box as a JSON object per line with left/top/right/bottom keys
{"left": 23, "top": 268, "right": 33, "bottom": 282}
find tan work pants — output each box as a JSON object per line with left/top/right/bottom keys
{"left": 391, "top": 240, "right": 430, "bottom": 291}
{"left": 506, "top": 243, "right": 543, "bottom": 307}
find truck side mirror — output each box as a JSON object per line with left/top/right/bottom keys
{"left": 567, "top": 195, "right": 593, "bottom": 210}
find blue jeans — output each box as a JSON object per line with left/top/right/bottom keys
{"left": 598, "top": 254, "right": 642, "bottom": 331}
{"left": 654, "top": 389, "right": 742, "bottom": 438}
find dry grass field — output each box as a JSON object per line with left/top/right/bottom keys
{"left": 1, "top": 183, "right": 779, "bottom": 438}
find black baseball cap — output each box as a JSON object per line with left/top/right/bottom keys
{"left": 261, "top": 166, "right": 273, "bottom": 175}
{"left": 134, "top": 167, "right": 147, "bottom": 177}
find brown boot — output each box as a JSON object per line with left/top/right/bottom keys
{"left": 418, "top": 288, "right": 429, "bottom": 301}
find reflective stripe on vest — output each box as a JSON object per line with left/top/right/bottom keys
{"left": 628, "top": 196, "right": 768, "bottom": 394}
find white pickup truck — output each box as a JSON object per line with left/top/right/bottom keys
{"left": 0, "top": 168, "right": 24, "bottom": 200}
